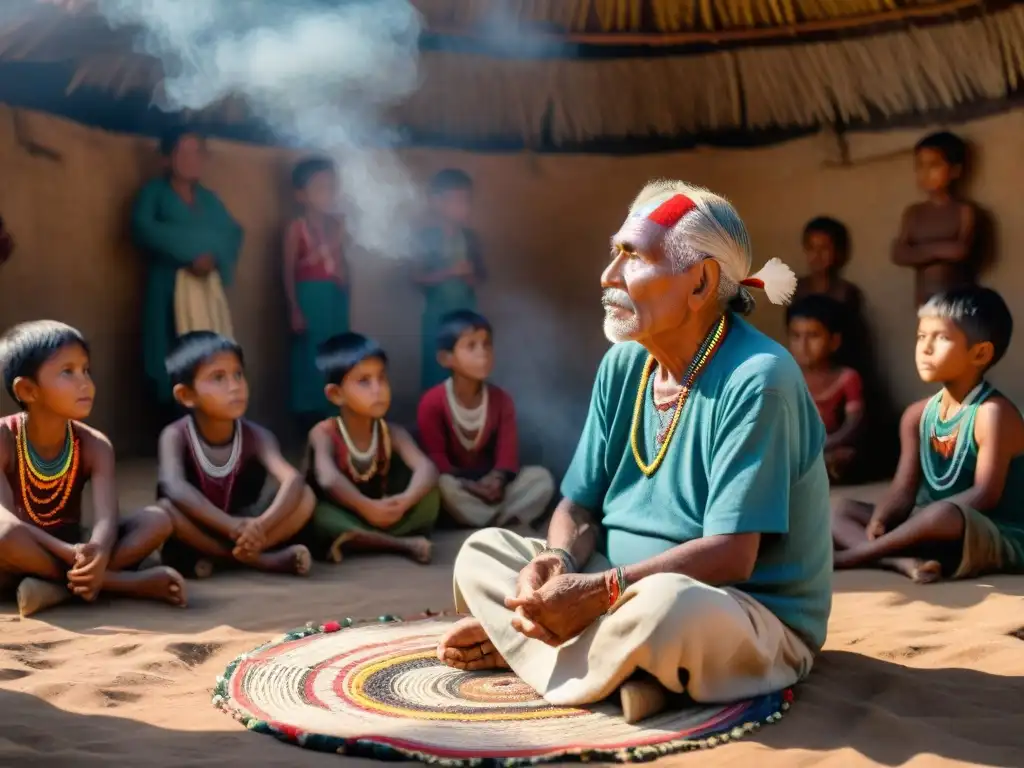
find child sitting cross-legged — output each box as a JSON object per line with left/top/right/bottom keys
{"left": 832, "top": 286, "right": 1024, "bottom": 582}
{"left": 417, "top": 310, "right": 555, "bottom": 528}
{"left": 0, "top": 321, "right": 185, "bottom": 617}
{"left": 787, "top": 295, "right": 865, "bottom": 484}
{"left": 307, "top": 333, "right": 440, "bottom": 564}
{"left": 157, "top": 331, "right": 314, "bottom": 578}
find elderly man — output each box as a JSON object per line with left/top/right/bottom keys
{"left": 436, "top": 181, "right": 833, "bottom": 722}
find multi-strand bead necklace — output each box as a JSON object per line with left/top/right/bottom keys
{"left": 629, "top": 314, "right": 728, "bottom": 477}
{"left": 16, "top": 413, "right": 81, "bottom": 527}
{"left": 920, "top": 380, "right": 992, "bottom": 493}
{"left": 186, "top": 417, "right": 243, "bottom": 510}
{"left": 336, "top": 416, "right": 391, "bottom": 483}
{"left": 445, "top": 378, "right": 488, "bottom": 451}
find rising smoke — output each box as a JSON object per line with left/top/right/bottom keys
{"left": 94, "top": 0, "right": 423, "bottom": 256}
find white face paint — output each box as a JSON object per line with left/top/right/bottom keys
{"left": 601, "top": 288, "right": 639, "bottom": 343}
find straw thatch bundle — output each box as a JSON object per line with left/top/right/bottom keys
{"left": 1, "top": 0, "right": 1022, "bottom": 143}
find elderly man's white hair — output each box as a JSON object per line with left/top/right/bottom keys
{"left": 628, "top": 180, "right": 795, "bottom": 314}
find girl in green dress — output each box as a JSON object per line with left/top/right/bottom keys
{"left": 132, "top": 128, "right": 243, "bottom": 409}
{"left": 306, "top": 333, "right": 440, "bottom": 563}
{"left": 283, "top": 157, "right": 350, "bottom": 431}
{"left": 413, "top": 169, "right": 486, "bottom": 392}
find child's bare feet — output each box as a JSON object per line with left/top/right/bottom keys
{"left": 437, "top": 616, "right": 508, "bottom": 670}
{"left": 194, "top": 558, "right": 215, "bottom": 579}
{"left": 407, "top": 536, "right": 432, "bottom": 565}
{"left": 257, "top": 545, "right": 311, "bottom": 575}
{"left": 117, "top": 566, "right": 187, "bottom": 607}
{"left": 17, "top": 578, "right": 69, "bottom": 617}
{"left": 889, "top": 557, "right": 943, "bottom": 584}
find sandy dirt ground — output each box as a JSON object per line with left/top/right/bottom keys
{"left": 0, "top": 469, "right": 1022, "bottom": 767}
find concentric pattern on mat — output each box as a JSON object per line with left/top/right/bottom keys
{"left": 214, "top": 616, "right": 793, "bottom": 765}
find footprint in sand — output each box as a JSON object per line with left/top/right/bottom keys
{"left": 1010, "top": 627, "right": 1024, "bottom": 641}
{"left": 99, "top": 689, "right": 143, "bottom": 707}
{"left": 878, "top": 644, "right": 938, "bottom": 660}
{"left": 0, "top": 640, "right": 70, "bottom": 652}
{"left": 109, "top": 644, "right": 141, "bottom": 657}
{"left": 0, "top": 668, "right": 31, "bottom": 681}
{"left": 15, "top": 656, "right": 60, "bottom": 670}
{"left": 165, "top": 641, "right": 221, "bottom": 667}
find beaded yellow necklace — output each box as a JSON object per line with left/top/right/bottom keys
{"left": 629, "top": 314, "right": 728, "bottom": 477}
{"left": 16, "top": 414, "right": 81, "bottom": 527}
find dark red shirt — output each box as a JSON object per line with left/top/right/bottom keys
{"left": 416, "top": 383, "right": 519, "bottom": 480}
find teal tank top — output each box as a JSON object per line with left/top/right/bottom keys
{"left": 917, "top": 382, "right": 1024, "bottom": 535}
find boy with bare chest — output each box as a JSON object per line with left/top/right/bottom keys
{"left": 892, "top": 132, "right": 978, "bottom": 307}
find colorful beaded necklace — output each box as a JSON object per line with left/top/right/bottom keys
{"left": 445, "top": 378, "right": 488, "bottom": 451}
{"left": 336, "top": 417, "right": 391, "bottom": 484}
{"left": 919, "top": 380, "right": 992, "bottom": 493}
{"left": 16, "top": 413, "right": 80, "bottom": 528}
{"left": 630, "top": 314, "right": 728, "bottom": 477}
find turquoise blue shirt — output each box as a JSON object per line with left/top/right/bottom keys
{"left": 561, "top": 316, "right": 833, "bottom": 650}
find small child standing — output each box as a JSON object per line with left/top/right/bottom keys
{"left": 307, "top": 333, "right": 440, "bottom": 564}
{"left": 413, "top": 169, "right": 487, "bottom": 392}
{"left": 892, "top": 131, "right": 978, "bottom": 307}
{"left": 284, "top": 156, "right": 351, "bottom": 432}
{"left": 157, "top": 332, "right": 314, "bottom": 578}
{"left": 787, "top": 296, "right": 864, "bottom": 484}
{"left": 832, "top": 286, "right": 1024, "bottom": 582}
{"left": 417, "top": 310, "right": 555, "bottom": 527}
{"left": 794, "top": 216, "right": 863, "bottom": 312}
{"left": 0, "top": 321, "right": 185, "bottom": 617}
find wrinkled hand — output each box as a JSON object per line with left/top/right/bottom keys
{"left": 68, "top": 542, "right": 110, "bottom": 601}
{"left": 190, "top": 253, "right": 215, "bottom": 277}
{"left": 865, "top": 518, "right": 886, "bottom": 541}
{"left": 505, "top": 572, "right": 608, "bottom": 647}
{"left": 506, "top": 553, "right": 570, "bottom": 641}
{"left": 233, "top": 519, "right": 267, "bottom": 560}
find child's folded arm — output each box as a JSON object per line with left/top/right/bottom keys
{"left": 157, "top": 425, "right": 236, "bottom": 537}
{"left": 492, "top": 393, "right": 520, "bottom": 477}
{"left": 391, "top": 426, "right": 438, "bottom": 505}
{"left": 82, "top": 428, "right": 118, "bottom": 555}
{"left": 251, "top": 425, "right": 305, "bottom": 529}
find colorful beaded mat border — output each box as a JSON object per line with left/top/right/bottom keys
{"left": 213, "top": 611, "right": 794, "bottom": 766}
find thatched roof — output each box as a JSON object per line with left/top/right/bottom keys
{"left": 2, "top": 0, "right": 1023, "bottom": 146}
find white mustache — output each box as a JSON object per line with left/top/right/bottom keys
{"left": 601, "top": 289, "right": 635, "bottom": 311}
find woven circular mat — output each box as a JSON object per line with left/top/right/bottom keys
{"left": 214, "top": 615, "right": 793, "bottom": 765}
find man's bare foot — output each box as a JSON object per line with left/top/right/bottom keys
{"left": 436, "top": 616, "right": 508, "bottom": 671}
{"left": 887, "top": 557, "right": 943, "bottom": 584}
{"left": 406, "top": 536, "right": 432, "bottom": 565}
{"left": 257, "top": 545, "right": 311, "bottom": 575}
{"left": 620, "top": 678, "right": 668, "bottom": 724}
{"left": 17, "top": 578, "right": 69, "bottom": 618}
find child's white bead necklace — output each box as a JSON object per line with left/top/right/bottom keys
{"left": 445, "top": 378, "right": 487, "bottom": 450}
{"left": 187, "top": 417, "right": 242, "bottom": 479}
{"left": 336, "top": 416, "right": 378, "bottom": 463}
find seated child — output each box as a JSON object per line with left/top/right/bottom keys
{"left": 157, "top": 331, "right": 314, "bottom": 577}
{"left": 307, "top": 332, "right": 440, "bottom": 564}
{"left": 787, "top": 295, "right": 865, "bottom": 484}
{"left": 417, "top": 310, "right": 555, "bottom": 527}
{"left": 891, "top": 131, "right": 978, "bottom": 307}
{"left": 0, "top": 320, "right": 184, "bottom": 617}
{"left": 832, "top": 286, "right": 1024, "bottom": 583}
